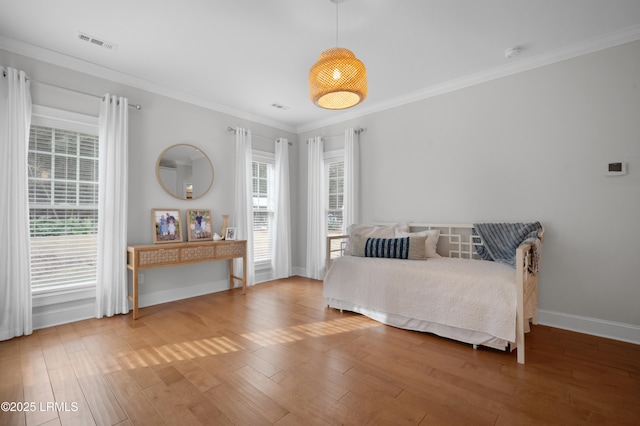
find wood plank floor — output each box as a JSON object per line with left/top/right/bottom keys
{"left": 1, "top": 276, "right": 639, "bottom": 425}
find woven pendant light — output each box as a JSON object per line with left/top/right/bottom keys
{"left": 309, "top": 0, "right": 367, "bottom": 110}
{"left": 309, "top": 47, "right": 367, "bottom": 109}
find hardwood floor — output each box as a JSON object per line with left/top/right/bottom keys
{"left": 1, "top": 276, "right": 638, "bottom": 425}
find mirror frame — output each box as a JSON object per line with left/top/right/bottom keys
{"left": 155, "top": 143, "right": 214, "bottom": 200}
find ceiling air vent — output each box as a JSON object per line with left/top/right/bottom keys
{"left": 78, "top": 32, "right": 118, "bottom": 50}
{"left": 271, "top": 103, "right": 290, "bottom": 110}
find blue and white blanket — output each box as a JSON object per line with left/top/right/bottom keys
{"left": 472, "top": 222, "right": 544, "bottom": 273}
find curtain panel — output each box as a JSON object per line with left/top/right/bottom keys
{"left": 306, "top": 136, "right": 326, "bottom": 280}
{"left": 95, "top": 94, "right": 129, "bottom": 318}
{"left": 272, "top": 138, "right": 292, "bottom": 279}
{"left": 0, "top": 67, "right": 33, "bottom": 340}
{"left": 343, "top": 128, "right": 360, "bottom": 232}
{"left": 234, "top": 127, "right": 255, "bottom": 286}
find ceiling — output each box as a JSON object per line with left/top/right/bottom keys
{"left": 1, "top": 0, "right": 640, "bottom": 133}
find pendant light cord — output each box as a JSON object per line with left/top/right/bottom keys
{"left": 335, "top": 0, "right": 339, "bottom": 47}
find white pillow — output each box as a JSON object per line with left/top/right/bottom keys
{"left": 344, "top": 223, "right": 410, "bottom": 255}
{"left": 395, "top": 229, "right": 441, "bottom": 258}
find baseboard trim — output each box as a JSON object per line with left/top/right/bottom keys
{"left": 32, "top": 280, "right": 239, "bottom": 330}
{"left": 137, "top": 279, "right": 235, "bottom": 308}
{"left": 292, "top": 266, "right": 307, "bottom": 278}
{"left": 537, "top": 309, "right": 640, "bottom": 345}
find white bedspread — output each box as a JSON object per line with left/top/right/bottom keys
{"left": 323, "top": 256, "right": 518, "bottom": 343}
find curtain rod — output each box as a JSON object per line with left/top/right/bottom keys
{"left": 325, "top": 128, "right": 366, "bottom": 139}
{"left": 306, "top": 128, "right": 366, "bottom": 143}
{"left": 227, "top": 127, "right": 292, "bottom": 145}
{"left": 19, "top": 74, "right": 142, "bottom": 110}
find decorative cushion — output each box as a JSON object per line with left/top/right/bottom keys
{"left": 395, "top": 229, "right": 441, "bottom": 258}
{"left": 344, "top": 223, "right": 410, "bottom": 255}
{"left": 351, "top": 235, "right": 427, "bottom": 260}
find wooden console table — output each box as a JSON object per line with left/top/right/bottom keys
{"left": 126, "top": 240, "right": 247, "bottom": 319}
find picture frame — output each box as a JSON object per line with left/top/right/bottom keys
{"left": 186, "top": 209, "right": 213, "bottom": 241}
{"left": 225, "top": 227, "right": 237, "bottom": 241}
{"left": 151, "top": 208, "right": 183, "bottom": 244}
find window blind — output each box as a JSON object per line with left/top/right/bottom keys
{"left": 252, "top": 160, "right": 275, "bottom": 263}
{"left": 28, "top": 125, "right": 99, "bottom": 290}
{"left": 327, "top": 160, "right": 344, "bottom": 236}
{"left": 326, "top": 159, "right": 345, "bottom": 258}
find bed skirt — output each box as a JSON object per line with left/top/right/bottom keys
{"left": 326, "top": 297, "right": 510, "bottom": 351}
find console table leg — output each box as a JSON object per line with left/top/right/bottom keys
{"left": 133, "top": 268, "right": 139, "bottom": 320}
{"left": 242, "top": 254, "right": 247, "bottom": 295}
{"left": 229, "top": 259, "right": 234, "bottom": 290}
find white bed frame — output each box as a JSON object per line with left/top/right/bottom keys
{"left": 325, "top": 223, "right": 539, "bottom": 364}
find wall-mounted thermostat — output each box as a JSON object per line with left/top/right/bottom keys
{"left": 606, "top": 162, "right": 627, "bottom": 176}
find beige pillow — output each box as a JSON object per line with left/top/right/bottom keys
{"left": 351, "top": 234, "right": 427, "bottom": 260}
{"left": 395, "top": 229, "right": 441, "bottom": 258}
{"left": 344, "top": 223, "right": 410, "bottom": 255}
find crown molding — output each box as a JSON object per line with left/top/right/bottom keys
{"left": 0, "top": 35, "right": 297, "bottom": 134}
{"left": 3, "top": 23, "right": 640, "bottom": 136}
{"left": 296, "top": 24, "right": 640, "bottom": 134}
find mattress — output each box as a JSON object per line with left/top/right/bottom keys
{"left": 323, "top": 255, "right": 522, "bottom": 348}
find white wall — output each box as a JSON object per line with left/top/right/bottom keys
{"left": 3, "top": 38, "right": 639, "bottom": 342}
{"left": 1, "top": 49, "right": 298, "bottom": 327}
{"left": 297, "top": 40, "right": 640, "bottom": 341}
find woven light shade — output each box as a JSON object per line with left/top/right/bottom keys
{"left": 309, "top": 47, "right": 367, "bottom": 110}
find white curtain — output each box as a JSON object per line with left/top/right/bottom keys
{"left": 95, "top": 94, "right": 129, "bottom": 318}
{"left": 0, "top": 67, "right": 33, "bottom": 340}
{"left": 234, "top": 127, "right": 255, "bottom": 286}
{"left": 272, "top": 138, "right": 291, "bottom": 279}
{"left": 343, "top": 128, "right": 360, "bottom": 232}
{"left": 306, "top": 136, "right": 326, "bottom": 279}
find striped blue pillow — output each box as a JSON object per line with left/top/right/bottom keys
{"left": 365, "top": 237, "right": 410, "bottom": 259}
{"left": 350, "top": 235, "right": 427, "bottom": 260}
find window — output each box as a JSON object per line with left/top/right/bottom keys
{"left": 325, "top": 152, "right": 345, "bottom": 236}
{"left": 325, "top": 151, "right": 345, "bottom": 258}
{"left": 252, "top": 151, "right": 275, "bottom": 265}
{"left": 28, "top": 108, "right": 99, "bottom": 292}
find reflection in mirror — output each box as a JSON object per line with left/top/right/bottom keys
{"left": 156, "top": 144, "right": 214, "bottom": 200}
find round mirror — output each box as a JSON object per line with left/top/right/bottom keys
{"left": 156, "top": 144, "right": 214, "bottom": 200}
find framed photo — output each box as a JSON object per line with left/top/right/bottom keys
{"left": 225, "top": 227, "right": 237, "bottom": 241}
{"left": 186, "top": 209, "right": 213, "bottom": 241}
{"left": 151, "top": 208, "right": 183, "bottom": 244}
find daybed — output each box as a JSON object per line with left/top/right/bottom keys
{"left": 323, "top": 223, "right": 543, "bottom": 364}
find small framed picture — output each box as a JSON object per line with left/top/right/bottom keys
{"left": 225, "top": 227, "right": 237, "bottom": 241}
{"left": 186, "top": 209, "right": 213, "bottom": 241}
{"left": 152, "top": 208, "right": 183, "bottom": 244}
